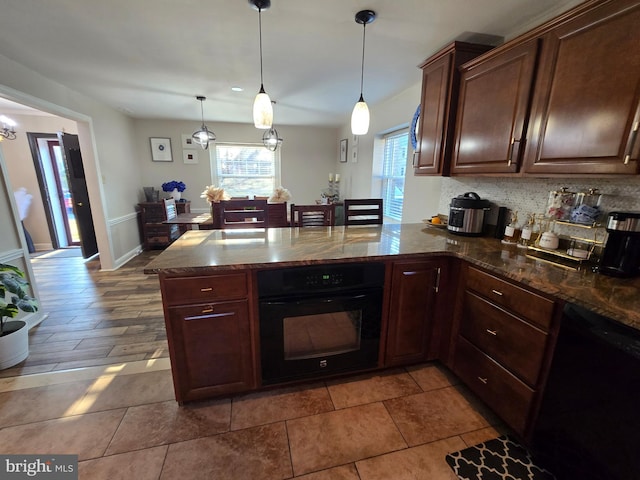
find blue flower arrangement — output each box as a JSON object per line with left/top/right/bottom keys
{"left": 161, "top": 180, "right": 186, "bottom": 192}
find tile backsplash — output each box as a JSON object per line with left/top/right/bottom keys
{"left": 438, "top": 176, "right": 640, "bottom": 237}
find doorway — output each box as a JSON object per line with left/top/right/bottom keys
{"left": 27, "top": 132, "right": 98, "bottom": 258}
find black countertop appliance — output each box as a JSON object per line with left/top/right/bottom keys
{"left": 447, "top": 192, "right": 491, "bottom": 237}
{"left": 598, "top": 211, "right": 640, "bottom": 278}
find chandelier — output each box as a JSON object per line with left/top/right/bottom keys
{"left": 0, "top": 115, "right": 17, "bottom": 141}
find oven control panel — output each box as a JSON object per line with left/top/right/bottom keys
{"left": 305, "top": 272, "right": 344, "bottom": 288}
{"left": 257, "top": 262, "right": 385, "bottom": 297}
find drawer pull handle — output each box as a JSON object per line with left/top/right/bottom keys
{"left": 491, "top": 289, "right": 503, "bottom": 296}
{"left": 478, "top": 377, "right": 488, "bottom": 384}
{"left": 201, "top": 306, "right": 214, "bottom": 314}
{"left": 200, "top": 287, "right": 213, "bottom": 292}
{"left": 486, "top": 329, "right": 498, "bottom": 336}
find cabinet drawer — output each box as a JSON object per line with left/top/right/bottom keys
{"left": 461, "top": 291, "right": 547, "bottom": 386}
{"left": 453, "top": 336, "right": 534, "bottom": 435}
{"left": 466, "top": 267, "right": 554, "bottom": 329}
{"left": 163, "top": 273, "right": 248, "bottom": 306}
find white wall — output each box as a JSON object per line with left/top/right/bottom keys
{"left": 2, "top": 114, "right": 78, "bottom": 250}
{"left": 133, "top": 119, "right": 339, "bottom": 211}
{"left": 334, "top": 80, "right": 443, "bottom": 223}
{"left": 0, "top": 53, "right": 142, "bottom": 269}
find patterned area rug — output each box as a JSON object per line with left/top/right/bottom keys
{"left": 445, "top": 435, "right": 556, "bottom": 480}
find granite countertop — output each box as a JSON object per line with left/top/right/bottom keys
{"left": 144, "top": 223, "right": 640, "bottom": 330}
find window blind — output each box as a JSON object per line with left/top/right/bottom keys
{"left": 381, "top": 130, "right": 408, "bottom": 221}
{"left": 215, "top": 144, "right": 279, "bottom": 197}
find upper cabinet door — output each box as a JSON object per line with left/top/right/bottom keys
{"left": 413, "top": 54, "right": 452, "bottom": 176}
{"left": 451, "top": 41, "right": 539, "bottom": 175}
{"left": 523, "top": 0, "right": 640, "bottom": 175}
{"left": 414, "top": 42, "right": 493, "bottom": 176}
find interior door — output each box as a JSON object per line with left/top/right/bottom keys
{"left": 57, "top": 133, "right": 98, "bottom": 258}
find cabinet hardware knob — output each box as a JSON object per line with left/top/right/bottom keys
{"left": 201, "top": 306, "right": 214, "bottom": 314}
{"left": 434, "top": 267, "right": 441, "bottom": 293}
{"left": 491, "top": 289, "right": 503, "bottom": 296}
{"left": 486, "top": 329, "right": 498, "bottom": 336}
{"left": 200, "top": 287, "right": 213, "bottom": 292}
{"left": 478, "top": 377, "right": 488, "bottom": 384}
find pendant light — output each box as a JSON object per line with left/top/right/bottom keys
{"left": 192, "top": 96, "right": 216, "bottom": 150}
{"left": 263, "top": 126, "right": 282, "bottom": 151}
{"left": 249, "top": 0, "right": 273, "bottom": 129}
{"left": 262, "top": 100, "right": 282, "bottom": 151}
{"left": 351, "top": 9, "right": 376, "bottom": 136}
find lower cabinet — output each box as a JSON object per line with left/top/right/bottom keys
{"left": 385, "top": 259, "right": 446, "bottom": 366}
{"left": 450, "top": 264, "right": 559, "bottom": 437}
{"left": 159, "top": 272, "right": 256, "bottom": 403}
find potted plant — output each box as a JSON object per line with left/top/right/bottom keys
{"left": 0, "top": 263, "right": 38, "bottom": 369}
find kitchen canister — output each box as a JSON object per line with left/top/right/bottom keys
{"left": 546, "top": 187, "right": 575, "bottom": 220}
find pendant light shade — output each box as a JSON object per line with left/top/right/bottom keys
{"left": 351, "top": 94, "right": 370, "bottom": 135}
{"left": 351, "top": 9, "right": 376, "bottom": 136}
{"left": 254, "top": 86, "right": 273, "bottom": 129}
{"left": 263, "top": 126, "right": 282, "bottom": 151}
{"left": 250, "top": 0, "right": 273, "bottom": 129}
{"left": 192, "top": 96, "right": 216, "bottom": 150}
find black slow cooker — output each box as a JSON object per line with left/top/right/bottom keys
{"left": 448, "top": 192, "right": 491, "bottom": 236}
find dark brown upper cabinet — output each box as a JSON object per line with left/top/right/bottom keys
{"left": 413, "top": 42, "right": 492, "bottom": 176}
{"left": 450, "top": 40, "right": 539, "bottom": 175}
{"left": 522, "top": 0, "right": 640, "bottom": 175}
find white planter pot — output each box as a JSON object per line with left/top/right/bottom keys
{"left": 0, "top": 320, "right": 29, "bottom": 370}
{"left": 170, "top": 189, "right": 181, "bottom": 201}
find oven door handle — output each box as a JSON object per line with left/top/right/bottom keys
{"left": 261, "top": 293, "right": 369, "bottom": 306}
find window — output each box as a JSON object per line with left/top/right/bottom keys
{"left": 214, "top": 143, "right": 280, "bottom": 197}
{"left": 381, "top": 129, "right": 408, "bottom": 221}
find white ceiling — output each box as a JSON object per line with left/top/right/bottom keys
{"left": 0, "top": 0, "right": 584, "bottom": 127}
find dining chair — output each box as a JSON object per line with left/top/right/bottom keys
{"left": 163, "top": 198, "right": 178, "bottom": 221}
{"left": 290, "top": 204, "right": 335, "bottom": 227}
{"left": 343, "top": 198, "right": 383, "bottom": 226}
{"left": 220, "top": 199, "right": 268, "bottom": 228}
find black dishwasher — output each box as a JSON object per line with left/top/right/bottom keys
{"left": 531, "top": 302, "right": 640, "bottom": 480}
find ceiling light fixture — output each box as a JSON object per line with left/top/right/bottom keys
{"left": 191, "top": 96, "right": 216, "bottom": 150}
{"left": 249, "top": 0, "right": 273, "bottom": 129}
{"left": 351, "top": 9, "right": 376, "bottom": 136}
{"left": 0, "top": 115, "right": 17, "bottom": 141}
{"left": 262, "top": 101, "right": 282, "bottom": 151}
{"left": 263, "top": 126, "right": 282, "bottom": 151}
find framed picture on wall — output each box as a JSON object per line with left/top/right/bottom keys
{"left": 339, "top": 139, "right": 348, "bottom": 163}
{"left": 181, "top": 134, "right": 196, "bottom": 149}
{"left": 150, "top": 137, "right": 173, "bottom": 162}
{"left": 183, "top": 150, "right": 198, "bottom": 164}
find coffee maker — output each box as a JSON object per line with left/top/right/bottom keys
{"left": 598, "top": 211, "right": 640, "bottom": 278}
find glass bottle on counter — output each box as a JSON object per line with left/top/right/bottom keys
{"left": 518, "top": 214, "right": 534, "bottom": 249}
{"left": 502, "top": 210, "right": 520, "bottom": 244}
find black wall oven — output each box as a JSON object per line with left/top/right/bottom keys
{"left": 257, "top": 262, "right": 385, "bottom": 385}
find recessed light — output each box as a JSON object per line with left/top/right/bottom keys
{"left": 231, "top": 86, "right": 244, "bottom": 92}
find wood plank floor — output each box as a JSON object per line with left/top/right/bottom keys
{"left": 0, "top": 249, "right": 168, "bottom": 378}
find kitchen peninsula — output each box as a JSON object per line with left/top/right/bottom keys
{"left": 144, "top": 223, "right": 640, "bottom": 440}
{"left": 144, "top": 224, "right": 640, "bottom": 329}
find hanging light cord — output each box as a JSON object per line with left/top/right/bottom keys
{"left": 359, "top": 22, "right": 367, "bottom": 98}
{"left": 200, "top": 99, "right": 205, "bottom": 125}
{"left": 258, "top": 7, "right": 265, "bottom": 88}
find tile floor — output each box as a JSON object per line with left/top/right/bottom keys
{"left": 0, "top": 360, "right": 506, "bottom": 479}
{"left": 0, "top": 250, "right": 506, "bottom": 478}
